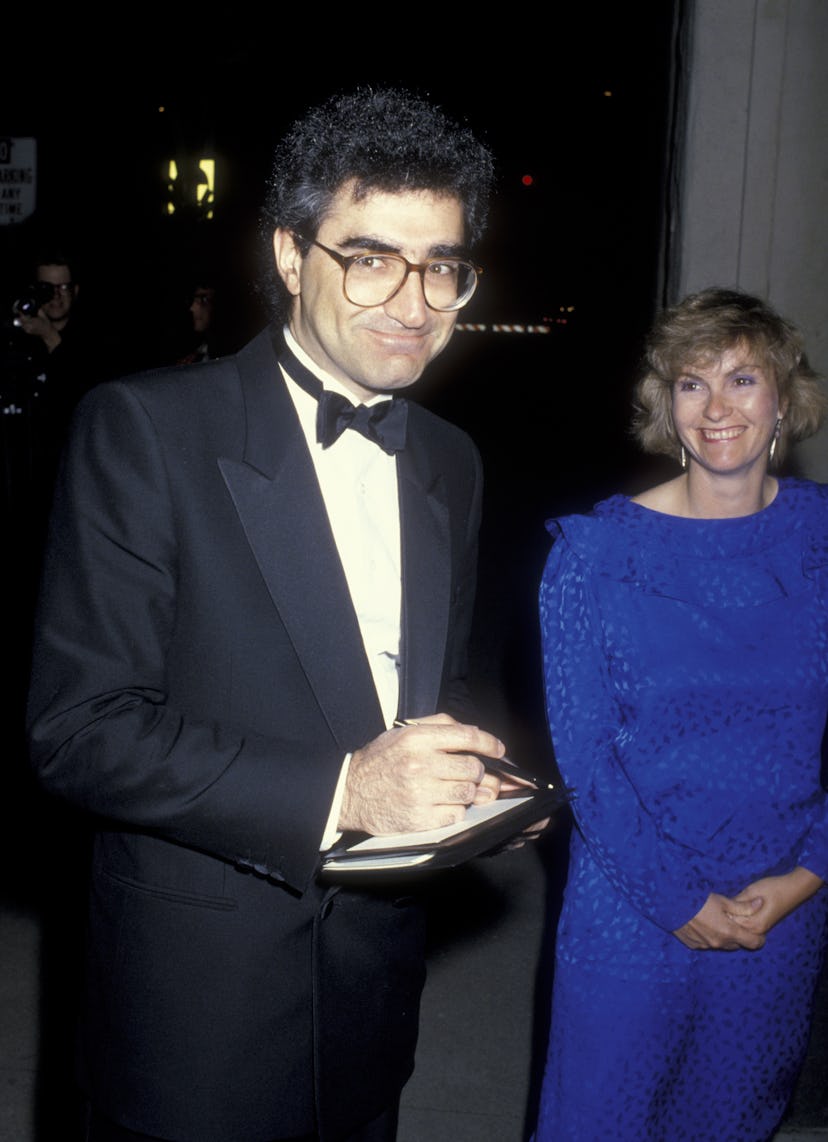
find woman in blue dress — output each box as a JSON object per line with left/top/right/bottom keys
{"left": 535, "top": 288, "right": 828, "bottom": 1141}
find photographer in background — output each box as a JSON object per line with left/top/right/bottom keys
{"left": 2, "top": 251, "right": 93, "bottom": 601}
{"left": 9, "top": 252, "right": 92, "bottom": 439}
{"left": 14, "top": 256, "right": 80, "bottom": 356}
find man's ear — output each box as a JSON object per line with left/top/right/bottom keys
{"left": 273, "top": 229, "right": 303, "bottom": 298}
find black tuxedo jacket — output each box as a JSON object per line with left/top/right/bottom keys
{"left": 27, "top": 328, "right": 483, "bottom": 1141}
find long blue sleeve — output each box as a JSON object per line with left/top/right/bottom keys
{"left": 540, "top": 536, "right": 712, "bottom": 933}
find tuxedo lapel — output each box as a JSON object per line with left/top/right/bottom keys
{"left": 396, "top": 424, "right": 452, "bottom": 719}
{"left": 218, "top": 330, "right": 385, "bottom": 750}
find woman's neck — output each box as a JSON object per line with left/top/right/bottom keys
{"left": 632, "top": 468, "right": 779, "bottom": 519}
{"left": 680, "top": 465, "right": 778, "bottom": 518}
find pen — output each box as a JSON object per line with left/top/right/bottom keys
{"left": 392, "top": 719, "right": 553, "bottom": 790}
{"left": 480, "top": 755, "right": 555, "bottom": 790}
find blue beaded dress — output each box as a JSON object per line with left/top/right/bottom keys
{"left": 535, "top": 478, "right": 828, "bottom": 1142}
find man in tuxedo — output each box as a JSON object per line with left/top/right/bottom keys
{"left": 28, "top": 89, "right": 505, "bottom": 1142}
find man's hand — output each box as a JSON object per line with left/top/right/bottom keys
{"left": 14, "top": 307, "right": 62, "bottom": 351}
{"left": 339, "top": 713, "right": 506, "bottom": 835}
{"left": 673, "top": 892, "right": 766, "bottom": 951}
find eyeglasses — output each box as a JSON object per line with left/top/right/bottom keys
{"left": 299, "top": 236, "right": 481, "bottom": 312}
{"left": 39, "top": 282, "right": 74, "bottom": 295}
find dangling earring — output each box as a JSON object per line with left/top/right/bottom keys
{"left": 680, "top": 445, "right": 687, "bottom": 470}
{"left": 769, "top": 418, "right": 782, "bottom": 464}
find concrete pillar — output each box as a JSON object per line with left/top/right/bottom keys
{"left": 669, "top": 0, "right": 828, "bottom": 478}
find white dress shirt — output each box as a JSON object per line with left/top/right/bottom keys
{"left": 280, "top": 329, "right": 402, "bottom": 846}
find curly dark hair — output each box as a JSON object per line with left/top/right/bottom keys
{"left": 259, "top": 87, "right": 494, "bottom": 320}
{"left": 632, "top": 287, "right": 827, "bottom": 466}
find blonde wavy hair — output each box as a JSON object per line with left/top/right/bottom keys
{"left": 632, "top": 288, "right": 826, "bottom": 465}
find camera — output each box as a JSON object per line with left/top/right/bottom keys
{"left": 13, "top": 281, "right": 57, "bottom": 318}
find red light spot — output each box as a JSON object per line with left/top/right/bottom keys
{"left": 521, "top": 174, "right": 534, "bottom": 187}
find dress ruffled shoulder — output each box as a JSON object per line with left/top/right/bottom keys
{"left": 545, "top": 478, "right": 828, "bottom": 608}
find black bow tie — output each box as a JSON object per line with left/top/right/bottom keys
{"left": 316, "top": 390, "right": 408, "bottom": 454}
{"left": 275, "top": 331, "right": 408, "bottom": 455}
